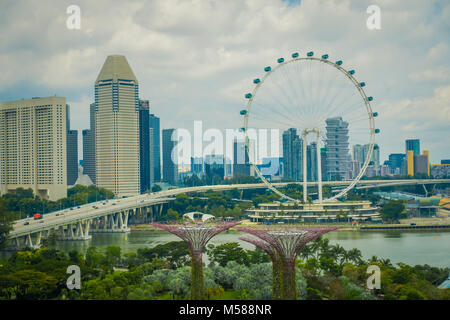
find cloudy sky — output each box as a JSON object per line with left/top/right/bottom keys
{"left": 0, "top": 0, "right": 449, "bottom": 163}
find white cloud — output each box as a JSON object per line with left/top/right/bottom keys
{"left": 0, "top": 0, "right": 449, "bottom": 163}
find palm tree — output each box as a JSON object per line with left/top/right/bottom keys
{"left": 346, "top": 248, "right": 363, "bottom": 265}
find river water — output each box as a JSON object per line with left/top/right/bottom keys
{"left": 39, "top": 229, "right": 450, "bottom": 268}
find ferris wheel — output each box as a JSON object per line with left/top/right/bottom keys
{"left": 240, "top": 51, "right": 379, "bottom": 203}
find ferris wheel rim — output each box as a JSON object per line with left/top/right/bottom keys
{"left": 242, "top": 54, "right": 376, "bottom": 202}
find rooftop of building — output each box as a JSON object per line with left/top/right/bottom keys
{"left": 96, "top": 55, "right": 137, "bottom": 83}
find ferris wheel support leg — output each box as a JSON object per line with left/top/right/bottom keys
{"left": 316, "top": 133, "right": 323, "bottom": 203}
{"left": 302, "top": 132, "right": 308, "bottom": 203}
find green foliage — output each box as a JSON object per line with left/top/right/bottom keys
{"left": 137, "top": 241, "right": 189, "bottom": 268}
{"left": 207, "top": 242, "right": 249, "bottom": 267}
{"left": 0, "top": 185, "right": 114, "bottom": 220}
{"left": 0, "top": 199, "right": 14, "bottom": 249}
{"left": 380, "top": 200, "right": 406, "bottom": 222}
{"left": 0, "top": 242, "right": 448, "bottom": 301}
{"left": 151, "top": 184, "right": 162, "bottom": 193}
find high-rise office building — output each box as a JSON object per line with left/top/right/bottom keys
{"left": 422, "top": 150, "right": 430, "bottom": 176}
{"left": 364, "top": 144, "right": 380, "bottom": 170}
{"left": 414, "top": 154, "right": 429, "bottom": 176}
{"left": 388, "top": 153, "right": 405, "bottom": 175}
{"left": 233, "top": 139, "right": 251, "bottom": 177}
{"left": 320, "top": 147, "right": 327, "bottom": 181}
{"left": 67, "top": 130, "right": 78, "bottom": 185}
{"left": 66, "top": 104, "right": 78, "bottom": 186}
{"left": 406, "top": 139, "right": 420, "bottom": 155}
{"left": 405, "top": 139, "right": 420, "bottom": 176}
{"left": 190, "top": 157, "right": 204, "bottom": 175}
{"left": 205, "top": 154, "right": 226, "bottom": 181}
{"left": 282, "top": 128, "right": 303, "bottom": 181}
{"left": 82, "top": 129, "right": 94, "bottom": 182}
{"left": 149, "top": 113, "right": 161, "bottom": 182}
{"left": 306, "top": 142, "right": 318, "bottom": 181}
{"left": 325, "top": 117, "right": 349, "bottom": 180}
{"left": 95, "top": 55, "right": 140, "bottom": 197}
{"left": 139, "top": 99, "right": 151, "bottom": 193}
{"left": 0, "top": 96, "right": 67, "bottom": 200}
{"left": 82, "top": 103, "right": 96, "bottom": 184}
{"left": 352, "top": 144, "right": 364, "bottom": 165}
{"left": 353, "top": 143, "right": 379, "bottom": 175}
{"left": 162, "top": 129, "right": 178, "bottom": 185}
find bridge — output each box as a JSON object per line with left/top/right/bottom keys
{"left": 151, "top": 179, "right": 450, "bottom": 198}
{"left": 8, "top": 195, "right": 173, "bottom": 250}
{"left": 6, "top": 178, "right": 449, "bottom": 249}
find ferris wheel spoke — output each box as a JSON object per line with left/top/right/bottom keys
{"left": 260, "top": 76, "right": 305, "bottom": 125}
{"left": 332, "top": 100, "right": 366, "bottom": 121}
{"left": 319, "top": 87, "right": 360, "bottom": 124}
{"left": 279, "top": 63, "right": 306, "bottom": 121}
{"left": 250, "top": 106, "right": 302, "bottom": 129}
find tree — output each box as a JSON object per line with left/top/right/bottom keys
{"left": 137, "top": 241, "right": 190, "bottom": 268}
{"left": 106, "top": 246, "right": 122, "bottom": 267}
{"left": 151, "top": 184, "right": 162, "bottom": 192}
{"left": 380, "top": 200, "right": 406, "bottom": 223}
{"left": 0, "top": 199, "right": 14, "bottom": 249}
{"left": 7, "top": 269, "right": 58, "bottom": 299}
{"left": 207, "top": 242, "right": 249, "bottom": 267}
{"left": 166, "top": 208, "right": 179, "bottom": 221}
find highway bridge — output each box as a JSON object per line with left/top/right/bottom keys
{"left": 6, "top": 179, "right": 449, "bottom": 249}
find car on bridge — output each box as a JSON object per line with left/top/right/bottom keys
{"left": 24, "top": 221, "right": 29, "bottom": 226}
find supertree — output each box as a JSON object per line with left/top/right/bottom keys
{"left": 237, "top": 226, "right": 340, "bottom": 300}
{"left": 150, "top": 221, "right": 241, "bottom": 300}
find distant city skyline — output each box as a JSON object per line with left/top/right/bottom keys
{"left": 0, "top": 1, "right": 448, "bottom": 164}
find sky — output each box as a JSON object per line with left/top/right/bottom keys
{"left": 0, "top": 0, "right": 449, "bottom": 164}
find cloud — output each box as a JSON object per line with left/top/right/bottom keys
{"left": 0, "top": 0, "right": 448, "bottom": 163}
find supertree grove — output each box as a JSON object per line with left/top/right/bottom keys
{"left": 237, "top": 226, "right": 340, "bottom": 300}
{"left": 150, "top": 221, "right": 241, "bottom": 299}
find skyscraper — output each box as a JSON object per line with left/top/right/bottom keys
{"left": 190, "top": 157, "right": 204, "bottom": 175}
{"left": 306, "top": 142, "right": 318, "bottom": 181}
{"left": 406, "top": 139, "right": 420, "bottom": 155}
{"left": 139, "top": 99, "right": 151, "bottom": 193}
{"left": 0, "top": 96, "right": 67, "bottom": 200}
{"left": 82, "top": 103, "right": 96, "bottom": 184}
{"left": 149, "top": 113, "right": 161, "bottom": 182}
{"left": 282, "top": 128, "right": 303, "bottom": 181}
{"left": 414, "top": 154, "right": 429, "bottom": 176}
{"left": 320, "top": 147, "right": 328, "bottom": 181}
{"left": 66, "top": 104, "right": 78, "bottom": 186}
{"left": 325, "top": 117, "right": 350, "bottom": 180}
{"left": 352, "top": 144, "right": 364, "bottom": 165}
{"left": 388, "top": 153, "right": 405, "bottom": 175}
{"left": 95, "top": 55, "right": 140, "bottom": 197}
{"left": 233, "top": 139, "right": 250, "bottom": 177}
{"left": 352, "top": 143, "right": 379, "bottom": 174}
{"left": 205, "top": 154, "right": 226, "bottom": 181}
{"left": 162, "top": 129, "right": 178, "bottom": 185}
{"left": 406, "top": 139, "right": 420, "bottom": 176}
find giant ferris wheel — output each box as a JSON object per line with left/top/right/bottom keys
{"left": 240, "top": 51, "right": 380, "bottom": 203}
